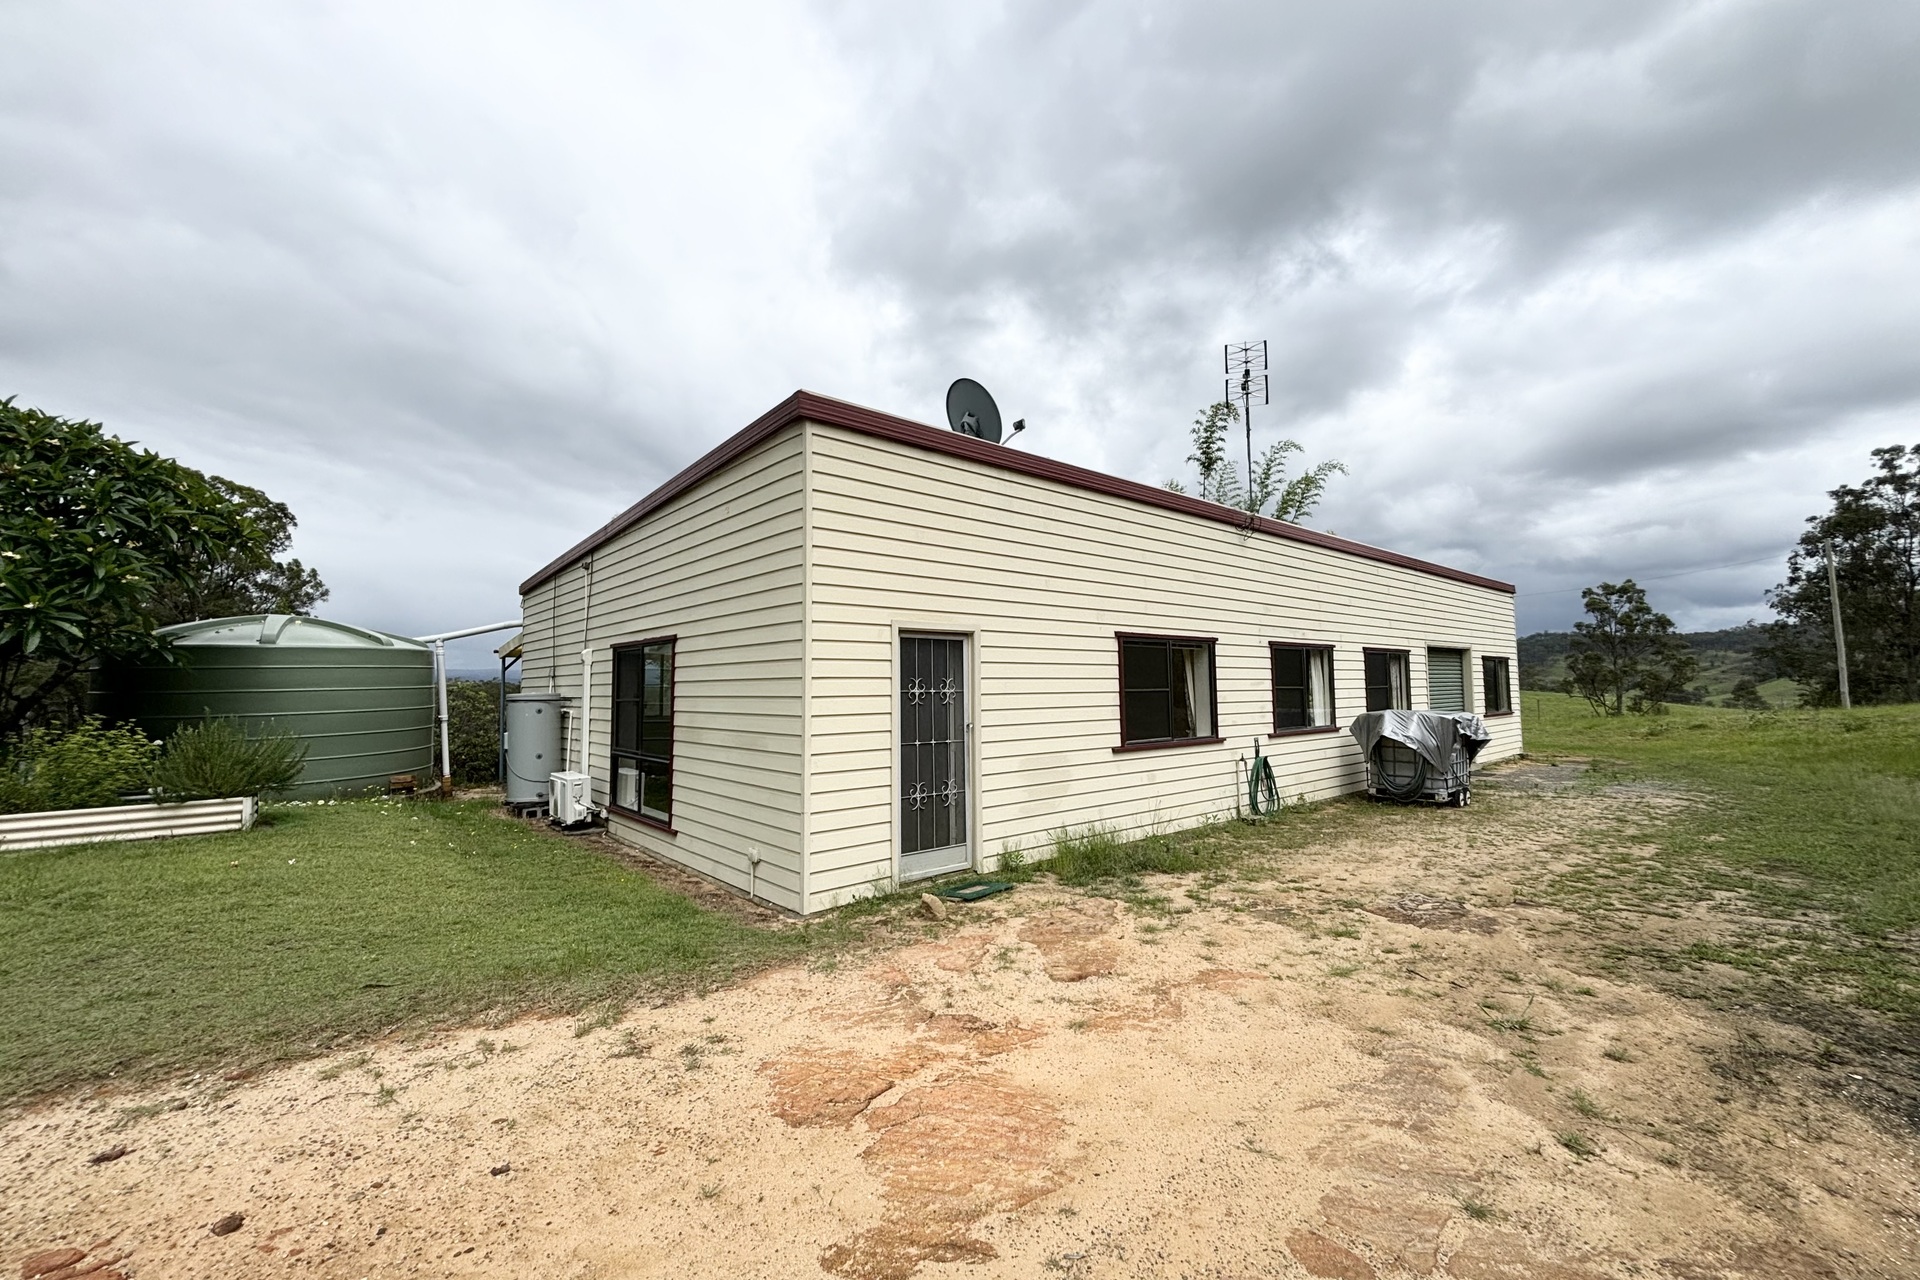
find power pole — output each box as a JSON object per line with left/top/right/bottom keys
{"left": 1826, "top": 539, "right": 1850, "bottom": 709}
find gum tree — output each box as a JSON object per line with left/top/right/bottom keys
{"left": 1763, "top": 444, "right": 1920, "bottom": 705}
{"left": 1562, "top": 580, "right": 1697, "bottom": 715}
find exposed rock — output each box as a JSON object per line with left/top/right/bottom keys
{"left": 21, "top": 1249, "right": 86, "bottom": 1279}
{"left": 1287, "top": 1229, "right": 1377, "bottom": 1279}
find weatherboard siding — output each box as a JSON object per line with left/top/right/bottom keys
{"left": 800, "top": 421, "right": 1521, "bottom": 913}
{"left": 518, "top": 428, "right": 807, "bottom": 912}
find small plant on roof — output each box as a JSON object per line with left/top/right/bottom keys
{"left": 1164, "top": 401, "right": 1347, "bottom": 524}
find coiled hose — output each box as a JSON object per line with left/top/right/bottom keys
{"left": 1372, "top": 742, "right": 1430, "bottom": 802}
{"left": 1248, "top": 752, "right": 1280, "bottom": 816}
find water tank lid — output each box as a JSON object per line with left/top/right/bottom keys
{"left": 156, "top": 614, "right": 430, "bottom": 650}
{"left": 506, "top": 691, "right": 568, "bottom": 702}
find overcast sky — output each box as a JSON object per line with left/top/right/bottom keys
{"left": 5, "top": 1, "right": 1917, "bottom": 665}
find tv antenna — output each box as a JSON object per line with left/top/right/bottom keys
{"left": 945, "top": 378, "right": 1025, "bottom": 446}
{"left": 1225, "top": 341, "right": 1268, "bottom": 520}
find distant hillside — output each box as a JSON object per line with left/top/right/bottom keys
{"left": 1518, "top": 625, "right": 1803, "bottom": 708}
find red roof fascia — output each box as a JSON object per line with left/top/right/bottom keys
{"left": 518, "top": 390, "right": 1515, "bottom": 596}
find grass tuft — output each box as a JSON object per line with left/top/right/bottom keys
{"left": 1457, "top": 1195, "right": 1498, "bottom": 1221}
{"left": 1035, "top": 825, "right": 1223, "bottom": 885}
{"left": 1555, "top": 1130, "right": 1600, "bottom": 1159}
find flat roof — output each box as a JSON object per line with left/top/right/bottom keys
{"left": 520, "top": 390, "right": 1515, "bottom": 596}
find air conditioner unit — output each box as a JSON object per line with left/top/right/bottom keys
{"left": 549, "top": 771, "right": 594, "bottom": 826}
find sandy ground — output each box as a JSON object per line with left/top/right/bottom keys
{"left": 5, "top": 766, "right": 1918, "bottom": 1280}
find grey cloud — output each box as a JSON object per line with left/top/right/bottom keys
{"left": 3, "top": 1, "right": 1916, "bottom": 646}
{"left": 816, "top": 1, "right": 1920, "bottom": 630}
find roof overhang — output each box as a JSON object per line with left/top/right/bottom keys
{"left": 519, "top": 390, "right": 1515, "bottom": 597}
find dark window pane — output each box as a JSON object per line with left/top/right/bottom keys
{"left": 612, "top": 640, "right": 674, "bottom": 821}
{"left": 1169, "top": 678, "right": 1195, "bottom": 739}
{"left": 1273, "top": 647, "right": 1307, "bottom": 728}
{"left": 642, "top": 767, "right": 671, "bottom": 820}
{"left": 1123, "top": 640, "right": 1169, "bottom": 693}
{"left": 1365, "top": 651, "right": 1391, "bottom": 712}
{"left": 1483, "top": 657, "right": 1511, "bottom": 714}
{"left": 1124, "top": 690, "right": 1171, "bottom": 742}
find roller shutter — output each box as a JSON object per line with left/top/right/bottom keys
{"left": 1428, "top": 648, "right": 1467, "bottom": 712}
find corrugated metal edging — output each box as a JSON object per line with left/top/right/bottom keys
{"left": 0, "top": 797, "right": 257, "bottom": 854}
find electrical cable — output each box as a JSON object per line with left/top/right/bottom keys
{"left": 1516, "top": 550, "right": 1790, "bottom": 598}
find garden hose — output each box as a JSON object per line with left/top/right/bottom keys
{"left": 1372, "top": 742, "right": 1430, "bottom": 802}
{"left": 1248, "top": 752, "right": 1280, "bottom": 816}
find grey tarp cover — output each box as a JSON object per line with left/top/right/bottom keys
{"left": 1348, "top": 710, "right": 1493, "bottom": 772}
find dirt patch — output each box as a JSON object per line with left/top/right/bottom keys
{"left": 1444, "top": 1231, "right": 1610, "bottom": 1280}
{"left": 1017, "top": 898, "right": 1122, "bottom": 981}
{"left": 1366, "top": 892, "right": 1500, "bottom": 934}
{"left": 1318, "top": 1187, "right": 1450, "bottom": 1273}
{"left": 6, "top": 779, "right": 1918, "bottom": 1279}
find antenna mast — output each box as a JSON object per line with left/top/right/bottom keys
{"left": 1224, "top": 340, "right": 1269, "bottom": 520}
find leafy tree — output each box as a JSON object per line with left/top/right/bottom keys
{"left": 0, "top": 398, "right": 316, "bottom": 738}
{"left": 1165, "top": 401, "right": 1345, "bottom": 523}
{"left": 447, "top": 678, "right": 518, "bottom": 784}
{"left": 1726, "top": 678, "right": 1771, "bottom": 711}
{"left": 147, "top": 476, "right": 327, "bottom": 627}
{"left": 1561, "top": 580, "right": 1698, "bottom": 715}
{"left": 1762, "top": 444, "right": 1920, "bottom": 705}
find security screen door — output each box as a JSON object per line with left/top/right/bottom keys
{"left": 898, "top": 633, "right": 971, "bottom": 881}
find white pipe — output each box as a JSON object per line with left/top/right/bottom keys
{"left": 578, "top": 558, "right": 594, "bottom": 792}
{"left": 414, "top": 620, "right": 521, "bottom": 643}
{"left": 579, "top": 645, "right": 593, "bottom": 779}
{"left": 434, "top": 640, "right": 452, "bottom": 782}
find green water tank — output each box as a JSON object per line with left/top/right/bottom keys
{"left": 96, "top": 614, "right": 434, "bottom": 798}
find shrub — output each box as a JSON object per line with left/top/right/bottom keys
{"left": 0, "top": 717, "right": 160, "bottom": 814}
{"left": 446, "top": 679, "right": 516, "bottom": 785}
{"left": 151, "top": 719, "right": 307, "bottom": 801}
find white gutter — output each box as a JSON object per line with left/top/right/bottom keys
{"left": 413, "top": 620, "right": 523, "bottom": 788}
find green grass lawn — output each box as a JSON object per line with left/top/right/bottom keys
{"left": 1519, "top": 692, "right": 1920, "bottom": 1018}
{"left": 0, "top": 799, "right": 810, "bottom": 1102}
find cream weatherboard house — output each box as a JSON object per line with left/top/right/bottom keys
{"left": 517, "top": 391, "right": 1521, "bottom": 916}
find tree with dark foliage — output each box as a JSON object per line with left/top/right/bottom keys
{"left": 1763, "top": 445, "right": 1920, "bottom": 706}
{"left": 147, "top": 475, "right": 327, "bottom": 627}
{"left": 1, "top": 398, "right": 326, "bottom": 738}
{"left": 1562, "top": 580, "right": 1697, "bottom": 715}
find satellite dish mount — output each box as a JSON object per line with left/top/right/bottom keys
{"left": 945, "top": 378, "right": 1005, "bottom": 444}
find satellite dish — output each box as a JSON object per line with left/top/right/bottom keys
{"left": 945, "top": 378, "right": 1003, "bottom": 444}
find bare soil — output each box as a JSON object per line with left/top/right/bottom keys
{"left": 5, "top": 764, "right": 1917, "bottom": 1279}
